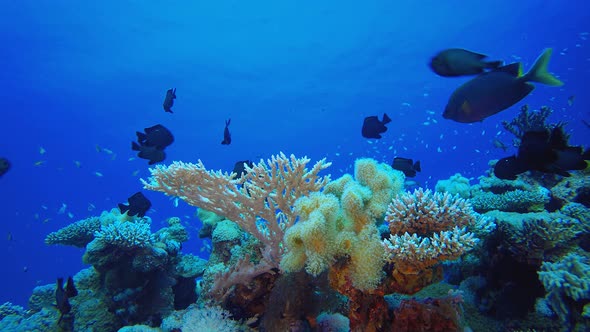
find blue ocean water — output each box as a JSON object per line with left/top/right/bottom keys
{"left": 0, "top": 0, "right": 587, "bottom": 315}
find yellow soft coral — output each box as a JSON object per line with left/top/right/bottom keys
{"left": 281, "top": 158, "right": 402, "bottom": 291}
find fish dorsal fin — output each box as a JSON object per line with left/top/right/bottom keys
{"left": 495, "top": 63, "right": 522, "bottom": 77}
{"left": 470, "top": 51, "right": 487, "bottom": 59}
{"left": 549, "top": 124, "right": 569, "bottom": 149}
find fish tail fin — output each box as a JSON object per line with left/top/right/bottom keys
{"left": 524, "top": 48, "right": 564, "bottom": 86}
{"left": 118, "top": 203, "right": 129, "bottom": 214}
{"left": 136, "top": 131, "right": 147, "bottom": 140}
{"left": 484, "top": 60, "right": 503, "bottom": 69}
{"left": 382, "top": 113, "right": 391, "bottom": 124}
{"left": 131, "top": 142, "right": 141, "bottom": 151}
{"left": 414, "top": 160, "right": 421, "bottom": 172}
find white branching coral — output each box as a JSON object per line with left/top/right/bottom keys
{"left": 142, "top": 152, "right": 331, "bottom": 269}
{"left": 383, "top": 188, "right": 493, "bottom": 274}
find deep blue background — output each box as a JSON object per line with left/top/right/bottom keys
{"left": 1, "top": 1, "right": 588, "bottom": 307}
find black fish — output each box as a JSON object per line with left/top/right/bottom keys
{"left": 494, "top": 124, "right": 590, "bottom": 180}
{"left": 392, "top": 157, "right": 421, "bottom": 177}
{"left": 443, "top": 49, "right": 563, "bottom": 123}
{"left": 430, "top": 48, "right": 502, "bottom": 77}
{"left": 163, "top": 88, "right": 176, "bottom": 113}
{"left": 118, "top": 192, "right": 152, "bottom": 217}
{"left": 232, "top": 160, "right": 253, "bottom": 178}
{"left": 0, "top": 157, "right": 10, "bottom": 177}
{"left": 136, "top": 124, "right": 174, "bottom": 149}
{"left": 65, "top": 276, "right": 78, "bottom": 298}
{"left": 221, "top": 119, "right": 231, "bottom": 145}
{"left": 132, "top": 142, "right": 166, "bottom": 165}
{"left": 362, "top": 113, "right": 391, "bottom": 139}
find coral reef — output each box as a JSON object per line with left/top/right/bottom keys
{"left": 435, "top": 173, "right": 472, "bottom": 199}
{"left": 470, "top": 169, "right": 551, "bottom": 213}
{"left": 39, "top": 210, "right": 204, "bottom": 329}
{"left": 282, "top": 158, "right": 404, "bottom": 291}
{"left": 383, "top": 188, "right": 493, "bottom": 291}
{"left": 501, "top": 104, "right": 553, "bottom": 142}
{"left": 490, "top": 210, "right": 583, "bottom": 265}
{"left": 161, "top": 304, "right": 245, "bottom": 331}
{"left": 44, "top": 209, "right": 131, "bottom": 247}
{"left": 538, "top": 253, "right": 590, "bottom": 329}
{"left": 13, "top": 148, "right": 590, "bottom": 332}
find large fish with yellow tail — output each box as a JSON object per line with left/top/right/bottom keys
{"left": 443, "top": 48, "right": 563, "bottom": 123}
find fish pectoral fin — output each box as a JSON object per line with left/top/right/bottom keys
{"left": 461, "top": 100, "right": 472, "bottom": 114}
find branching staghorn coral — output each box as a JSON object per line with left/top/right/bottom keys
{"left": 142, "top": 153, "right": 331, "bottom": 283}
{"left": 383, "top": 188, "right": 492, "bottom": 274}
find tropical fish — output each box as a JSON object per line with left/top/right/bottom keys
{"left": 443, "top": 48, "right": 563, "bottom": 123}
{"left": 136, "top": 124, "right": 174, "bottom": 149}
{"left": 494, "top": 124, "right": 590, "bottom": 180}
{"left": 567, "top": 95, "right": 575, "bottom": 106}
{"left": 58, "top": 203, "right": 67, "bottom": 215}
{"left": 221, "top": 119, "right": 232, "bottom": 145}
{"left": 132, "top": 124, "right": 173, "bottom": 164}
{"left": 492, "top": 138, "right": 508, "bottom": 151}
{"left": 430, "top": 48, "right": 502, "bottom": 77}
{"left": 56, "top": 276, "right": 78, "bottom": 324}
{"left": 362, "top": 114, "right": 391, "bottom": 139}
{"left": 131, "top": 143, "right": 165, "bottom": 164}
{"left": 163, "top": 88, "right": 177, "bottom": 113}
{"left": 232, "top": 160, "right": 253, "bottom": 178}
{"left": 118, "top": 192, "right": 152, "bottom": 217}
{"left": 0, "top": 157, "right": 10, "bottom": 177}
{"left": 392, "top": 157, "right": 421, "bottom": 177}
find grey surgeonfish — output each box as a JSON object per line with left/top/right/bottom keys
{"left": 430, "top": 48, "right": 502, "bottom": 77}
{"left": 443, "top": 48, "right": 563, "bottom": 123}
